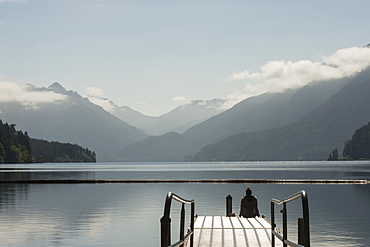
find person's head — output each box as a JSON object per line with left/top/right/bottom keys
{"left": 246, "top": 187, "right": 252, "bottom": 195}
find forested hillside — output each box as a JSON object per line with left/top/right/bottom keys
{"left": 342, "top": 121, "right": 370, "bottom": 160}
{"left": 0, "top": 120, "right": 33, "bottom": 163}
{"left": 31, "top": 139, "right": 96, "bottom": 163}
{"left": 0, "top": 120, "right": 96, "bottom": 164}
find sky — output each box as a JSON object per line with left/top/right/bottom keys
{"left": 1, "top": 0, "right": 370, "bottom": 116}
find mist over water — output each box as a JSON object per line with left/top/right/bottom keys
{"left": 0, "top": 161, "right": 369, "bottom": 246}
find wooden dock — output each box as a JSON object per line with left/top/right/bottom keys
{"left": 160, "top": 191, "right": 308, "bottom": 247}
{"left": 189, "top": 216, "right": 282, "bottom": 247}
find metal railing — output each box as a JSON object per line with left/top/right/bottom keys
{"left": 160, "top": 192, "right": 195, "bottom": 247}
{"left": 271, "top": 190, "right": 310, "bottom": 247}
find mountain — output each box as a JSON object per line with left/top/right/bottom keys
{"left": 102, "top": 98, "right": 226, "bottom": 135}
{"left": 118, "top": 131, "right": 190, "bottom": 162}
{"left": 86, "top": 96, "right": 156, "bottom": 132}
{"left": 192, "top": 66, "right": 370, "bottom": 161}
{"left": 183, "top": 76, "right": 351, "bottom": 146}
{"left": 111, "top": 105, "right": 156, "bottom": 131}
{"left": 0, "top": 83, "right": 148, "bottom": 161}
{"left": 144, "top": 99, "right": 226, "bottom": 135}
{"left": 118, "top": 74, "right": 351, "bottom": 161}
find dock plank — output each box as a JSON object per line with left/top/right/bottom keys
{"left": 194, "top": 216, "right": 205, "bottom": 228}
{"left": 222, "top": 216, "right": 233, "bottom": 228}
{"left": 223, "top": 229, "right": 234, "bottom": 246}
{"left": 211, "top": 229, "right": 223, "bottom": 246}
{"left": 213, "top": 216, "right": 223, "bottom": 228}
{"left": 234, "top": 229, "right": 247, "bottom": 246}
{"left": 203, "top": 216, "right": 213, "bottom": 228}
{"left": 230, "top": 217, "right": 243, "bottom": 228}
{"left": 189, "top": 216, "right": 282, "bottom": 247}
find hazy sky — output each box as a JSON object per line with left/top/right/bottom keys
{"left": 1, "top": 0, "right": 370, "bottom": 116}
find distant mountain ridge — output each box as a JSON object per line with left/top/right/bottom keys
{"left": 117, "top": 72, "right": 354, "bottom": 161}
{"left": 91, "top": 97, "right": 226, "bottom": 135}
{"left": 192, "top": 66, "right": 370, "bottom": 161}
{"left": 2, "top": 47, "right": 370, "bottom": 162}
{"left": 0, "top": 82, "right": 147, "bottom": 161}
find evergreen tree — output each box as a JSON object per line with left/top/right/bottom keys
{"left": 0, "top": 143, "right": 5, "bottom": 163}
{"left": 327, "top": 153, "right": 333, "bottom": 161}
{"left": 332, "top": 148, "right": 338, "bottom": 160}
{"left": 327, "top": 148, "right": 338, "bottom": 161}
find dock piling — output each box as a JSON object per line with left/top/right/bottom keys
{"left": 226, "top": 195, "right": 233, "bottom": 216}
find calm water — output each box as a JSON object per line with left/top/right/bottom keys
{"left": 0, "top": 161, "right": 370, "bottom": 246}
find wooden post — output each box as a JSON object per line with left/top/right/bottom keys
{"left": 226, "top": 195, "right": 233, "bottom": 216}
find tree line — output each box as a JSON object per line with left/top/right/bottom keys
{"left": 328, "top": 121, "right": 370, "bottom": 160}
{"left": 31, "top": 139, "right": 96, "bottom": 163}
{"left": 0, "top": 120, "right": 96, "bottom": 164}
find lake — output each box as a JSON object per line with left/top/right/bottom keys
{"left": 0, "top": 161, "right": 369, "bottom": 246}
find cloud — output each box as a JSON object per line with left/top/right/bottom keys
{"left": 84, "top": 87, "right": 119, "bottom": 112}
{"left": 224, "top": 46, "right": 370, "bottom": 108}
{"left": 86, "top": 86, "right": 104, "bottom": 97}
{"left": 87, "top": 96, "right": 116, "bottom": 113}
{"left": 172, "top": 96, "right": 190, "bottom": 104}
{"left": 0, "top": 81, "right": 68, "bottom": 108}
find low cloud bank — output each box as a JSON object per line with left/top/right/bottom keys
{"left": 85, "top": 86, "right": 117, "bottom": 113}
{"left": 223, "top": 46, "right": 370, "bottom": 109}
{"left": 172, "top": 96, "right": 190, "bottom": 104}
{"left": 0, "top": 81, "right": 67, "bottom": 109}
{"left": 87, "top": 96, "right": 116, "bottom": 113}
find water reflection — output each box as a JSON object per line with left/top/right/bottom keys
{"left": 0, "top": 162, "right": 369, "bottom": 246}
{"left": 0, "top": 171, "right": 31, "bottom": 180}
{"left": 0, "top": 171, "right": 94, "bottom": 181}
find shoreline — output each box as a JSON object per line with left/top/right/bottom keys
{"left": 1, "top": 179, "right": 368, "bottom": 184}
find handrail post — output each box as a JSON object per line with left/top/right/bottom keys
{"left": 301, "top": 192, "right": 310, "bottom": 247}
{"left": 161, "top": 192, "right": 173, "bottom": 247}
{"left": 180, "top": 204, "right": 185, "bottom": 246}
{"left": 271, "top": 201, "right": 275, "bottom": 247}
{"left": 160, "top": 192, "right": 195, "bottom": 247}
{"left": 283, "top": 202, "right": 287, "bottom": 247}
{"left": 190, "top": 202, "right": 195, "bottom": 247}
{"left": 160, "top": 215, "right": 171, "bottom": 247}
{"left": 271, "top": 190, "right": 310, "bottom": 247}
{"left": 298, "top": 217, "right": 304, "bottom": 245}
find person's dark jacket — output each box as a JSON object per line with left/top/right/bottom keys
{"left": 239, "top": 194, "right": 260, "bottom": 218}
